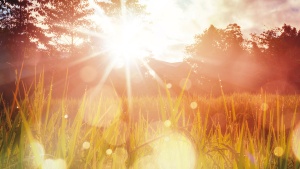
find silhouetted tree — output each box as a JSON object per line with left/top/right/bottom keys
{"left": 186, "top": 25, "right": 223, "bottom": 59}
{"left": 186, "top": 24, "right": 273, "bottom": 94}
{"left": 41, "top": 0, "right": 94, "bottom": 58}
{"left": 186, "top": 24, "right": 246, "bottom": 66}
{"left": 92, "top": 0, "right": 147, "bottom": 56}
{"left": 223, "top": 23, "right": 245, "bottom": 59}
{"left": 252, "top": 24, "right": 300, "bottom": 80}
{"left": 186, "top": 24, "right": 244, "bottom": 58}
{"left": 96, "top": 0, "right": 145, "bottom": 17}
{"left": 0, "top": 0, "right": 49, "bottom": 62}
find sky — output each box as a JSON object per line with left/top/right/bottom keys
{"left": 92, "top": 0, "right": 300, "bottom": 61}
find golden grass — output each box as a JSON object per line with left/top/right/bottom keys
{"left": 0, "top": 70, "right": 300, "bottom": 169}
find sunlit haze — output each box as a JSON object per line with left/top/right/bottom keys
{"left": 89, "top": 0, "right": 300, "bottom": 61}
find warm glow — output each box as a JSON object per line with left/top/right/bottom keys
{"left": 190, "top": 101, "right": 198, "bottom": 109}
{"left": 106, "top": 148, "right": 113, "bottom": 155}
{"left": 292, "top": 123, "right": 300, "bottom": 160}
{"left": 164, "top": 120, "right": 172, "bottom": 127}
{"left": 102, "top": 19, "right": 150, "bottom": 62}
{"left": 151, "top": 132, "right": 196, "bottom": 169}
{"left": 42, "top": 159, "right": 67, "bottom": 169}
{"left": 89, "top": 0, "right": 153, "bottom": 63}
{"left": 274, "top": 147, "right": 284, "bottom": 157}
{"left": 134, "top": 129, "right": 196, "bottom": 168}
{"left": 86, "top": 0, "right": 171, "bottom": 102}
{"left": 166, "top": 83, "right": 172, "bottom": 89}
{"left": 30, "top": 142, "right": 45, "bottom": 167}
{"left": 82, "top": 141, "right": 91, "bottom": 150}
{"left": 88, "top": 0, "right": 187, "bottom": 62}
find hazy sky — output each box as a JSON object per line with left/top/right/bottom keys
{"left": 92, "top": 0, "right": 300, "bottom": 61}
{"left": 138, "top": 0, "right": 300, "bottom": 60}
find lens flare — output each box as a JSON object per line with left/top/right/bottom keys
{"left": 30, "top": 141, "right": 45, "bottom": 167}
{"left": 292, "top": 123, "right": 300, "bottom": 160}
{"left": 64, "top": 114, "right": 68, "bottom": 119}
{"left": 149, "top": 70, "right": 156, "bottom": 77}
{"left": 151, "top": 132, "right": 196, "bottom": 169}
{"left": 113, "top": 57, "right": 126, "bottom": 69}
{"left": 166, "top": 83, "right": 172, "bottom": 89}
{"left": 42, "top": 159, "right": 67, "bottom": 169}
{"left": 82, "top": 141, "right": 91, "bottom": 150}
{"left": 164, "top": 120, "right": 172, "bottom": 127}
{"left": 190, "top": 102, "right": 197, "bottom": 109}
{"left": 106, "top": 149, "right": 113, "bottom": 155}
{"left": 274, "top": 146, "right": 284, "bottom": 157}
{"left": 131, "top": 155, "right": 160, "bottom": 169}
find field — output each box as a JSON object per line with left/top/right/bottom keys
{"left": 1, "top": 74, "right": 300, "bottom": 169}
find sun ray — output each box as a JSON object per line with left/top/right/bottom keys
{"left": 140, "top": 58, "right": 166, "bottom": 87}
{"left": 65, "top": 0, "right": 180, "bottom": 105}
{"left": 125, "top": 60, "right": 133, "bottom": 112}
{"left": 99, "top": 58, "right": 122, "bottom": 88}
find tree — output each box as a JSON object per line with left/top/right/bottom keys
{"left": 222, "top": 23, "right": 245, "bottom": 58}
{"left": 186, "top": 24, "right": 270, "bottom": 94}
{"left": 186, "top": 24, "right": 245, "bottom": 61}
{"left": 96, "top": 0, "right": 145, "bottom": 17}
{"left": 41, "top": 0, "right": 94, "bottom": 58}
{"left": 252, "top": 24, "right": 300, "bottom": 79}
{"left": 186, "top": 25, "right": 223, "bottom": 60}
{"left": 0, "top": 0, "right": 49, "bottom": 62}
{"left": 186, "top": 23, "right": 248, "bottom": 76}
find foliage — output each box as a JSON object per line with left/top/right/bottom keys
{"left": 0, "top": 0, "right": 49, "bottom": 62}
{"left": 251, "top": 24, "right": 300, "bottom": 79}
{"left": 186, "top": 23, "right": 245, "bottom": 60}
{"left": 95, "top": 0, "right": 146, "bottom": 17}
{"left": 186, "top": 23, "right": 300, "bottom": 94}
{"left": 41, "top": 0, "right": 94, "bottom": 58}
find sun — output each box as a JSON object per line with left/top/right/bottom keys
{"left": 86, "top": 0, "right": 171, "bottom": 89}
{"left": 102, "top": 18, "right": 151, "bottom": 64}
{"left": 88, "top": 0, "right": 172, "bottom": 65}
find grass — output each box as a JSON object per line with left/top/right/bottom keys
{"left": 0, "top": 70, "right": 300, "bottom": 169}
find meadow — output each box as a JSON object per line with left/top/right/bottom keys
{"left": 0, "top": 72, "right": 300, "bottom": 169}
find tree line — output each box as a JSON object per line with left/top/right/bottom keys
{"left": 186, "top": 23, "right": 300, "bottom": 93}
{"left": 0, "top": 0, "right": 143, "bottom": 62}
{"left": 1, "top": 0, "right": 299, "bottom": 93}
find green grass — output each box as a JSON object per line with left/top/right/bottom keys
{"left": 1, "top": 71, "right": 300, "bottom": 169}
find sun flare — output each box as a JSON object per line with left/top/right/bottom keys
{"left": 102, "top": 19, "right": 150, "bottom": 63}
{"left": 88, "top": 0, "right": 183, "bottom": 63}
{"left": 84, "top": 0, "right": 180, "bottom": 102}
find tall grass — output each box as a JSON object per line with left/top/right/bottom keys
{"left": 0, "top": 70, "right": 300, "bottom": 169}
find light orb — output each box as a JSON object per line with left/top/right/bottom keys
{"left": 42, "top": 159, "right": 67, "bottom": 169}
{"left": 274, "top": 146, "right": 284, "bottom": 157}
{"left": 82, "top": 141, "right": 91, "bottom": 150}
{"left": 292, "top": 123, "right": 300, "bottom": 160}
{"left": 190, "top": 102, "right": 198, "bottom": 109}
{"left": 106, "top": 149, "right": 113, "bottom": 155}
{"left": 152, "top": 132, "right": 196, "bottom": 169}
